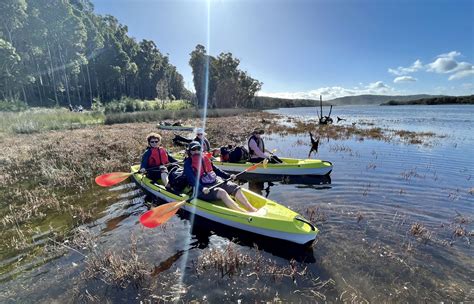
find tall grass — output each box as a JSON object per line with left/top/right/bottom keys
{"left": 0, "top": 108, "right": 105, "bottom": 134}
{"left": 104, "top": 108, "right": 254, "bottom": 124}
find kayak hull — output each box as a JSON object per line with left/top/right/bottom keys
{"left": 215, "top": 157, "right": 332, "bottom": 176}
{"left": 131, "top": 165, "right": 318, "bottom": 245}
{"left": 172, "top": 155, "right": 333, "bottom": 176}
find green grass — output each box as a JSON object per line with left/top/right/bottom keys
{"left": 0, "top": 103, "right": 253, "bottom": 133}
{"left": 103, "top": 98, "right": 193, "bottom": 114}
{"left": 0, "top": 108, "right": 105, "bottom": 134}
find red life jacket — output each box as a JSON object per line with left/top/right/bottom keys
{"left": 191, "top": 154, "right": 213, "bottom": 177}
{"left": 148, "top": 147, "right": 169, "bottom": 166}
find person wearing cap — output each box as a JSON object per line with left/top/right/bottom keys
{"left": 140, "top": 132, "right": 178, "bottom": 186}
{"left": 248, "top": 128, "right": 283, "bottom": 164}
{"left": 193, "top": 127, "right": 211, "bottom": 152}
{"left": 184, "top": 141, "right": 257, "bottom": 213}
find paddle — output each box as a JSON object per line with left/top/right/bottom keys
{"left": 95, "top": 161, "right": 182, "bottom": 187}
{"left": 138, "top": 153, "right": 274, "bottom": 228}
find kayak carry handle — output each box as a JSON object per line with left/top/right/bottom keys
{"left": 294, "top": 215, "right": 316, "bottom": 231}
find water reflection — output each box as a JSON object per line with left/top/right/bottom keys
{"left": 141, "top": 194, "right": 316, "bottom": 263}
{"left": 246, "top": 174, "right": 332, "bottom": 196}
{"left": 179, "top": 212, "right": 316, "bottom": 263}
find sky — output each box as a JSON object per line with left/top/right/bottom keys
{"left": 92, "top": 0, "right": 474, "bottom": 100}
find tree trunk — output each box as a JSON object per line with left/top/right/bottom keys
{"left": 46, "top": 41, "right": 59, "bottom": 106}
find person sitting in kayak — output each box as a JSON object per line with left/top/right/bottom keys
{"left": 248, "top": 128, "right": 282, "bottom": 164}
{"left": 184, "top": 141, "right": 257, "bottom": 213}
{"left": 193, "top": 128, "right": 211, "bottom": 152}
{"left": 140, "top": 132, "right": 178, "bottom": 187}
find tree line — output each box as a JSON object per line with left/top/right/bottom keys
{"left": 381, "top": 95, "right": 474, "bottom": 106}
{"left": 189, "top": 44, "right": 262, "bottom": 108}
{"left": 0, "top": 0, "right": 263, "bottom": 110}
{"left": 0, "top": 0, "right": 189, "bottom": 108}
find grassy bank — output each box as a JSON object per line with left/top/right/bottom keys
{"left": 0, "top": 108, "right": 104, "bottom": 135}
{"left": 104, "top": 108, "right": 253, "bottom": 124}
{"left": 0, "top": 107, "right": 254, "bottom": 135}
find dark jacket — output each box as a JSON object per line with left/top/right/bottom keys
{"left": 184, "top": 156, "right": 230, "bottom": 192}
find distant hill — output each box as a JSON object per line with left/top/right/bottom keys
{"left": 254, "top": 94, "right": 470, "bottom": 108}
{"left": 327, "top": 94, "right": 440, "bottom": 106}
{"left": 381, "top": 95, "right": 474, "bottom": 106}
{"left": 253, "top": 96, "right": 331, "bottom": 108}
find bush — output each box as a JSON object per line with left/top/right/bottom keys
{"left": 0, "top": 99, "right": 28, "bottom": 112}
{"left": 103, "top": 98, "right": 193, "bottom": 114}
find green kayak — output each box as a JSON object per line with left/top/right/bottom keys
{"left": 131, "top": 165, "right": 318, "bottom": 245}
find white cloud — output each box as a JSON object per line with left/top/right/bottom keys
{"left": 259, "top": 81, "right": 396, "bottom": 100}
{"left": 388, "top": 51, "right": 473, "bottom": 81}
{"left": 437, "top": 51, "right": 461, "bottom": 59}
{"left": 394, "top": 76, "right": 417, "bottom": 83}
{"left": 449, "top": 67, "right": 474, "bottom": 80}
{"left": 367, "top": 81, "right": 388, "bottom": 89}
{"left": 426, "top": 57, "right": 459, "bottom": 73}
{"left": 388, "top": 60, "right": 423, "bottom": 76}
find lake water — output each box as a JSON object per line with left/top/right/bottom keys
{"left": 1, "top": 105, "right": 473, "bottom": 302}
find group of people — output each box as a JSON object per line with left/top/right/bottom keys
{"left": 139, "top": 127, "right": 281, "bottom": 213}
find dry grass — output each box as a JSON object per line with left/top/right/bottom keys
{"left": 0, "top": 110, "right": 447, "bottom": 284}
{"left": 84, "top": 234, "right": 148, "bottom": 289}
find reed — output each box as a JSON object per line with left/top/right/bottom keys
{"left": 0, "top": 108, "right": 104, "bottom": 134}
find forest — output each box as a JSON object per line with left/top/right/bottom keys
{"left": 0, "top": 0, "right": 262, "bottom": 110}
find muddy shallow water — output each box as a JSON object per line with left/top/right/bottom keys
{"left": 0, "top": 105, "right": 473, "bottom": 303}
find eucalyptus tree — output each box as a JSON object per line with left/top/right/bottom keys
{"left": 0, "top": 0, "right": 189, "bottom": 108}
{"left": 189, "top": 44, "right": 218, "bottom": 108}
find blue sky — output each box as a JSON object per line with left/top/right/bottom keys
{"left": 93, "top": 0, "right": 473, "bottom": 100}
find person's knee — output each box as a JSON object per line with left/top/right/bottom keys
{"left": 216, "top": 188, "right": 228, "bottom": 199}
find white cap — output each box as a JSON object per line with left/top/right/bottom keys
{"left": 195, "top": 127, "right": 206, "bottom": 135}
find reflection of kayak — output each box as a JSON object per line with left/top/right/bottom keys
{"left": 157, "top": 124, "right": 194, "bottom": 131}
{"left": 131, "top": 165, "right": 318, "bottom": 245}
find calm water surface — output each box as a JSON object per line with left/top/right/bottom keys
{"left": 1, "top": 105, "right": 473, "bottom": 302}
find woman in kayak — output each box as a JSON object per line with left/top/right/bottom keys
{"left": 193, "top": 128, "right": 211, "bottom": 152}
{"left": 184, "top": 141, "right": 257, "bottom": 213}
{"left": 248, "top": 128, "right": 283, "bottom": 164}
{"left": 140, "top": 132, "right": 178, "bottom": 187}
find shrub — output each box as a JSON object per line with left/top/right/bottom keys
{"left": 0, "top": 99, "right": 28, "bottom": 112}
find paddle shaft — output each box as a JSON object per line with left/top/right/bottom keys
{"left": 206, "top": 157, "right": 269, "bottom": 191}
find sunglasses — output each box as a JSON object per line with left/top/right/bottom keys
{"left": 191, "top": 147, "right": 201, "bottom": 151}
{"left": 197, "top": 133, "right": 203, "bottom": 136}
{"left": 150, "top": 140, "right": 159, "bottom": 143}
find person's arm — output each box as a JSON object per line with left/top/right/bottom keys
{"left": 184, "top": 160, "right": 203, "bottom": 192}
{"left": 249, "top": 139, "right": 267, "bottom": 158}
{"left": 212, "top": 163, "right": 231, "bottom": 180}
{"left": 140, "top": 149, "right": 151, "bottom": 169}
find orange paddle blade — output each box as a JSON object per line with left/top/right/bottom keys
{"left": 95, "top": 172, "right": 133, "bottom": 187}
{"left": 246, "top": 163, "right": 260, "bottom": 172}
{"left": 139, "top": 200, "right": 186, "bottom": 228}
